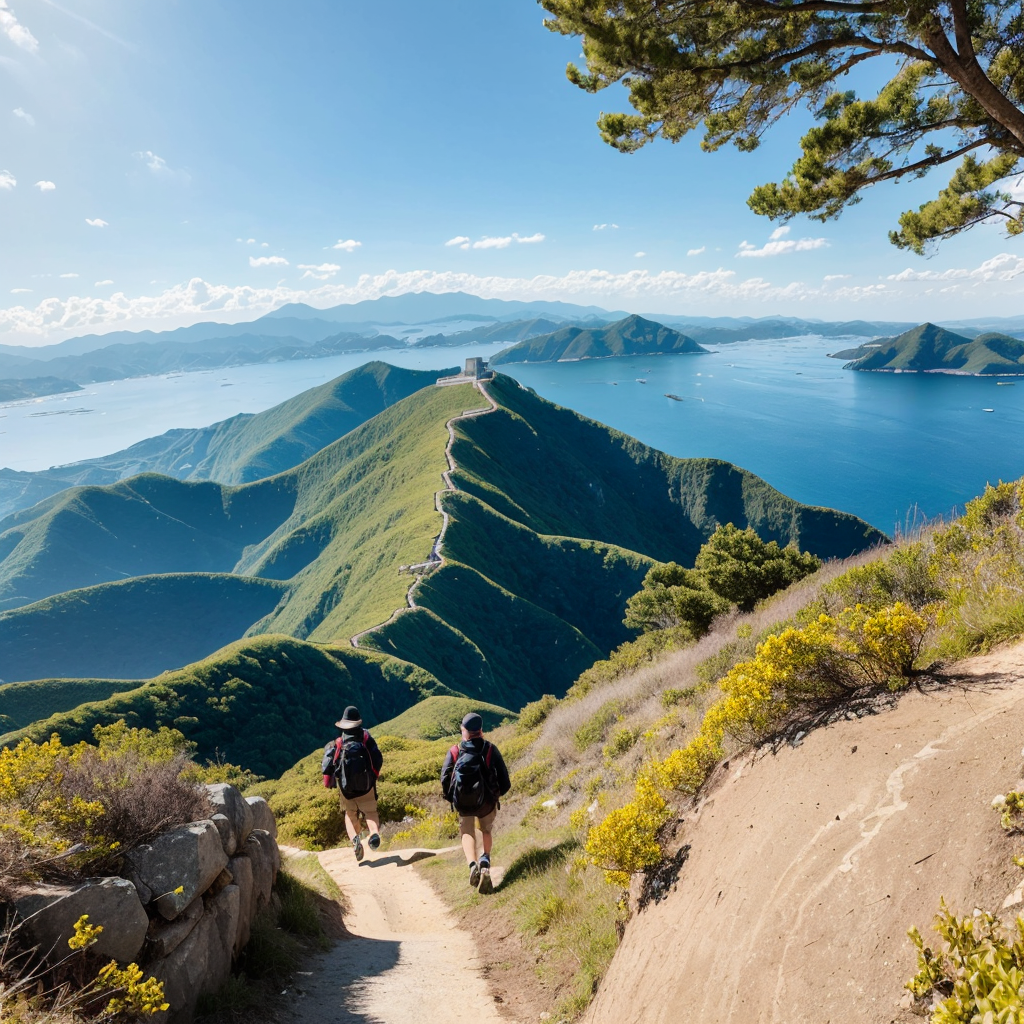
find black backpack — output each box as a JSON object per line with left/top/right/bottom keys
{"left": 323, "top": 731, "right": 375, "bottom": 797}
{"left": 448, "top": 742, "right": 496, "bottom": 814}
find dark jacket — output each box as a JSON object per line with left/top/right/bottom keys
{"left": 441, "top": 737, "right": 511, "bottom": 814}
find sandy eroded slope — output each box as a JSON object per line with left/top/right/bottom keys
{"left": 588, "top": 644, "right": 1024, "bottom": 1024}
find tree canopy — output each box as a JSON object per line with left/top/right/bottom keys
{"left": 541, "top": 1, "right": 1024, "bottom": 252}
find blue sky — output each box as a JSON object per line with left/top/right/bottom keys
{"left": 3, "top": 0, "right": 1024, "bottom": 345}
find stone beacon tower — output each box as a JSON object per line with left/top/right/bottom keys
{"left": 436, "top": 356, "right": 494, "bottom": 386}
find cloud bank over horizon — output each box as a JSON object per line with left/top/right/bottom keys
{"left": 3, "top": 255, "right": 1024, "bottom": 345}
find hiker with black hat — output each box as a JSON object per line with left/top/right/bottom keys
{"left": 321, "top": 705, "right": 384, "bottom": 861}
{"left": 441, "top": 712, "right": 511, "bottom": 894}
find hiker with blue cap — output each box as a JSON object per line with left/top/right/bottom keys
{"left": 441, "top": 712, "right": 511, "bottom": 894}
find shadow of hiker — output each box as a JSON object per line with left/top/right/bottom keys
{"left": 497, "top": 838, "right": 577, "bottom": 890}
{"left": 361, "top": 850, "right": 440, "bottom": 869}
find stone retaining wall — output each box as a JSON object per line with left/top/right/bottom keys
{"left": 12, "top": 783, "right": 280, "bottom": 1022}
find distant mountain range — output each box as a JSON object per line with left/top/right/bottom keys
{"left": 833, "top": 323, "right": 1024, "bottom": 375}
{"left": 7, "top": 290, "right": 1024, "bottom": 391}
{"left": 490, "top": 315, "right": 707, "bottom": 364}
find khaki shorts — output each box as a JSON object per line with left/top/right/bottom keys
{"left": 340, "top": 789, "right": 378, "bottom": 818}
{"left": 459, "top": 808, "right": 496, "bottom": 837}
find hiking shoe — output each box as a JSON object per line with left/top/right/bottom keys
{"left": 468, "top": 861, "right": 481, "bottom": 887}
{"left": 368, "top": 833, "right": 381, "bottom": 851}
{"left": 353, "top": 837, "right": 364, "bottom": 862}
{"left": 477, "top": 867, "right": 493, "bottom": 895}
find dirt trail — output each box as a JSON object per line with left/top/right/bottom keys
{"left": 350, "top": 380, "right": 497, "bottom": 648}
{"left": 586, "top": 642, "right": 1024, "bottom": 1024}
{"left": 287, "top": 846, "right": 510, "bottom": 1024}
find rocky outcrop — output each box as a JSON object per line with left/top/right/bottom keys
{"left": 12, "top": 782, "right": 280, "bottom": 1024}
{"left": 13, "top": 876, "right": 149, "bottom": 963}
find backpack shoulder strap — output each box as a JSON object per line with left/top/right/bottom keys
{"left": 364, "top": 730, "right": 380, "bottom": 777}
{"left": 484, "top": 741, "right": 493, "bottom": 767}
{"left": 449, "top": 744, "right": 460, "bottom": 763}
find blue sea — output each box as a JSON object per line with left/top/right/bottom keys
{"left": 5, "top": 336, "right": 1024, "bottom": 534}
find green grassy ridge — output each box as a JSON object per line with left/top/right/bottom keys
{"left": 838, "top": 322, "right": 1024, "bottom": 374}
{"left": 374, "top": 559, "right": 604, "bottom": 709}
{"left": 452, "top": 375, "right": 885, "bottom": 562}
{"left": 0, "top": 676, "right": 142, "bottom": 733}
{"left": 0, "top": 473, "right": 296, "bottom": 610}
{"left": 372, "top": 694, "right": 514, "bottom": 739}
{"left": 0, "top": 573, "right": 288, "bottom": 683}
{"left": 490, "top": 314, "right": 707, "bottom": 364}
{"left": 440, "top": 489, "right": 653, "bottom": 649}
{"left": 0, "top": 363, "right": 448, "bottom": 524}
{"left": 1, "top": 634, "right": 455, "bottom": 777}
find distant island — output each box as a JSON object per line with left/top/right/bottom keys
{"left": 0, "top": 376, "right": 83, "bottom": 403}
{"left": 833, "top": 322, "right": 1024, "bottom": 375}
{"left": 490, "top": 314, "right": 708, "bottom": 364}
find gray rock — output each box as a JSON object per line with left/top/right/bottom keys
{"left": 245, "top": 830, "right": 279, "bottom": 911}
{"left": 122, "top": 820, "right": 227, "bottom": 921}
{"left": 146, "top": 896, "right": 204, "bottom": 960}
{"left": 228, "top": 854, "right": 254, "bottom": 954}
{"left": 210, "top": 813, "right": 236, "bottom": 856}
{"left": 206, "top": 784, "right": 253, "bottom": 847}
{"left": 14, "top": 877, "right": 148, "bottom": 963}
{"left": 245, "top": 796, "right": 277, "bottom": 839}
{"left": 148, "top": 885, "right": 240, "bottom": 1023}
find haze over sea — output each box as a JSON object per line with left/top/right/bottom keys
{"left": 5, "top": 335, "right": 1024, "bottom": 535}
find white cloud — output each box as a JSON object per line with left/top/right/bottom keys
{"left": 13, "top": 106, "right": 33, "bottom": 125}
{"left": 331, "top": 239, "right": 362, "bottom": 252}
{"left": 261, "top": 242, "right": 268, "bottom": 248}
{"left": 246, "top": 238, "right": 256, "bottom": 244}
{"left": 94, "top": 279, "right": 113, "bottom": 286}
{"left": 0, "top": 170, "right": 16, "bottom": 190}
{"left": 34, "top": 179, "right": 54, "bottom": 191}
{"left": 445, "top": 236, "right": 470, "bottom": 247}
{"left": 0, "top": 268, "right": 899, "bottom": 340}
{"left": 687, "top": 246, "right": 706, "bottom": 256}
{"left": 593, "top": 223, "right": 619, "bottom": 231}
{"left": 736, "top": 232, "right": 828, "bottom": 258}
{"left": 135, "top": 150, "right": 190, "bottom": 183}
{"left": 467, "top": 232, "right": 544, "bottom": 250}
{"left": 85, "top": 218, "right": 108, "bottom": 227}
{"left": 635, "top": 252, "right": 646, "bottom": 259}
{"left": 10, "top": 287, "right": 29, "bottom": 293}
{"left": 0, "top": 1, "right": 38, "bottom": 53}
{"left": 824, "top": 274, "right": 851, "bottom": 281}
{"left": 298, "top": 262, "right": 342, "bottom": 281}
{"left": 59, "top": 273, "right": 78, "bottom": 278}
{"left": 887, "top": 252, "right": 1024, "bottom": 283}
{"left": 249, "top": 255, "right": 289, "bottom": 267}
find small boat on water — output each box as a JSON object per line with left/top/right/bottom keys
{"left": 665, "top": 394, "right": 683, "bottom": 402}
{"left": 983, "top": 408, "right": 995, "bottom": 412}
{"left": 636, "top": 378, "right": 647, "bottom": 384}
{"left": 998, "top": 381, "right": 1016, "bottom": 386}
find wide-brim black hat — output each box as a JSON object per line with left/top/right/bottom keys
{"left": 336, "top": 705, "right": 363, "bottom": 729}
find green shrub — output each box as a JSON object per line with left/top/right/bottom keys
{"left": 527, "top": 892, "right": 567, "bottom": 935}
{"left": 510, "top": 754, "right": 553, "bottom": 797}
{"left": 574, "top": 701, "right": 623, "bottom": 751}
{"left": 603, "top": 726, "right": 641, "bottom": 760}
{"left": 906, "top": 901, "right": 1024, "bottom": 1021}
{"left": 517, "top": 694, "right": 558, "bottom": 732}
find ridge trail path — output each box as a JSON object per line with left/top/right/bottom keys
{"left": 287, "top": 845, "right": 511, "bottom": 1024}
{"left": 350, "top": 379, "right": 498, "bottom": 648}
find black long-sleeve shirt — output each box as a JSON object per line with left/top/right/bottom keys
{"left": 441, "top": 737, "right": 511, "bottom": 811}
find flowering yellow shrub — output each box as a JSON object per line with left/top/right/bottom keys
{"left": 68, "top": 914, "right": 103, "bottom": 951}
{"left": 586, "top": 601, "right": 928, "bottom": 887}
{"left": 94, "top": 962, "right": 169, "bottom": 1017}
{"left": 584, "top": 775, "right": 670, "bottom": 887}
